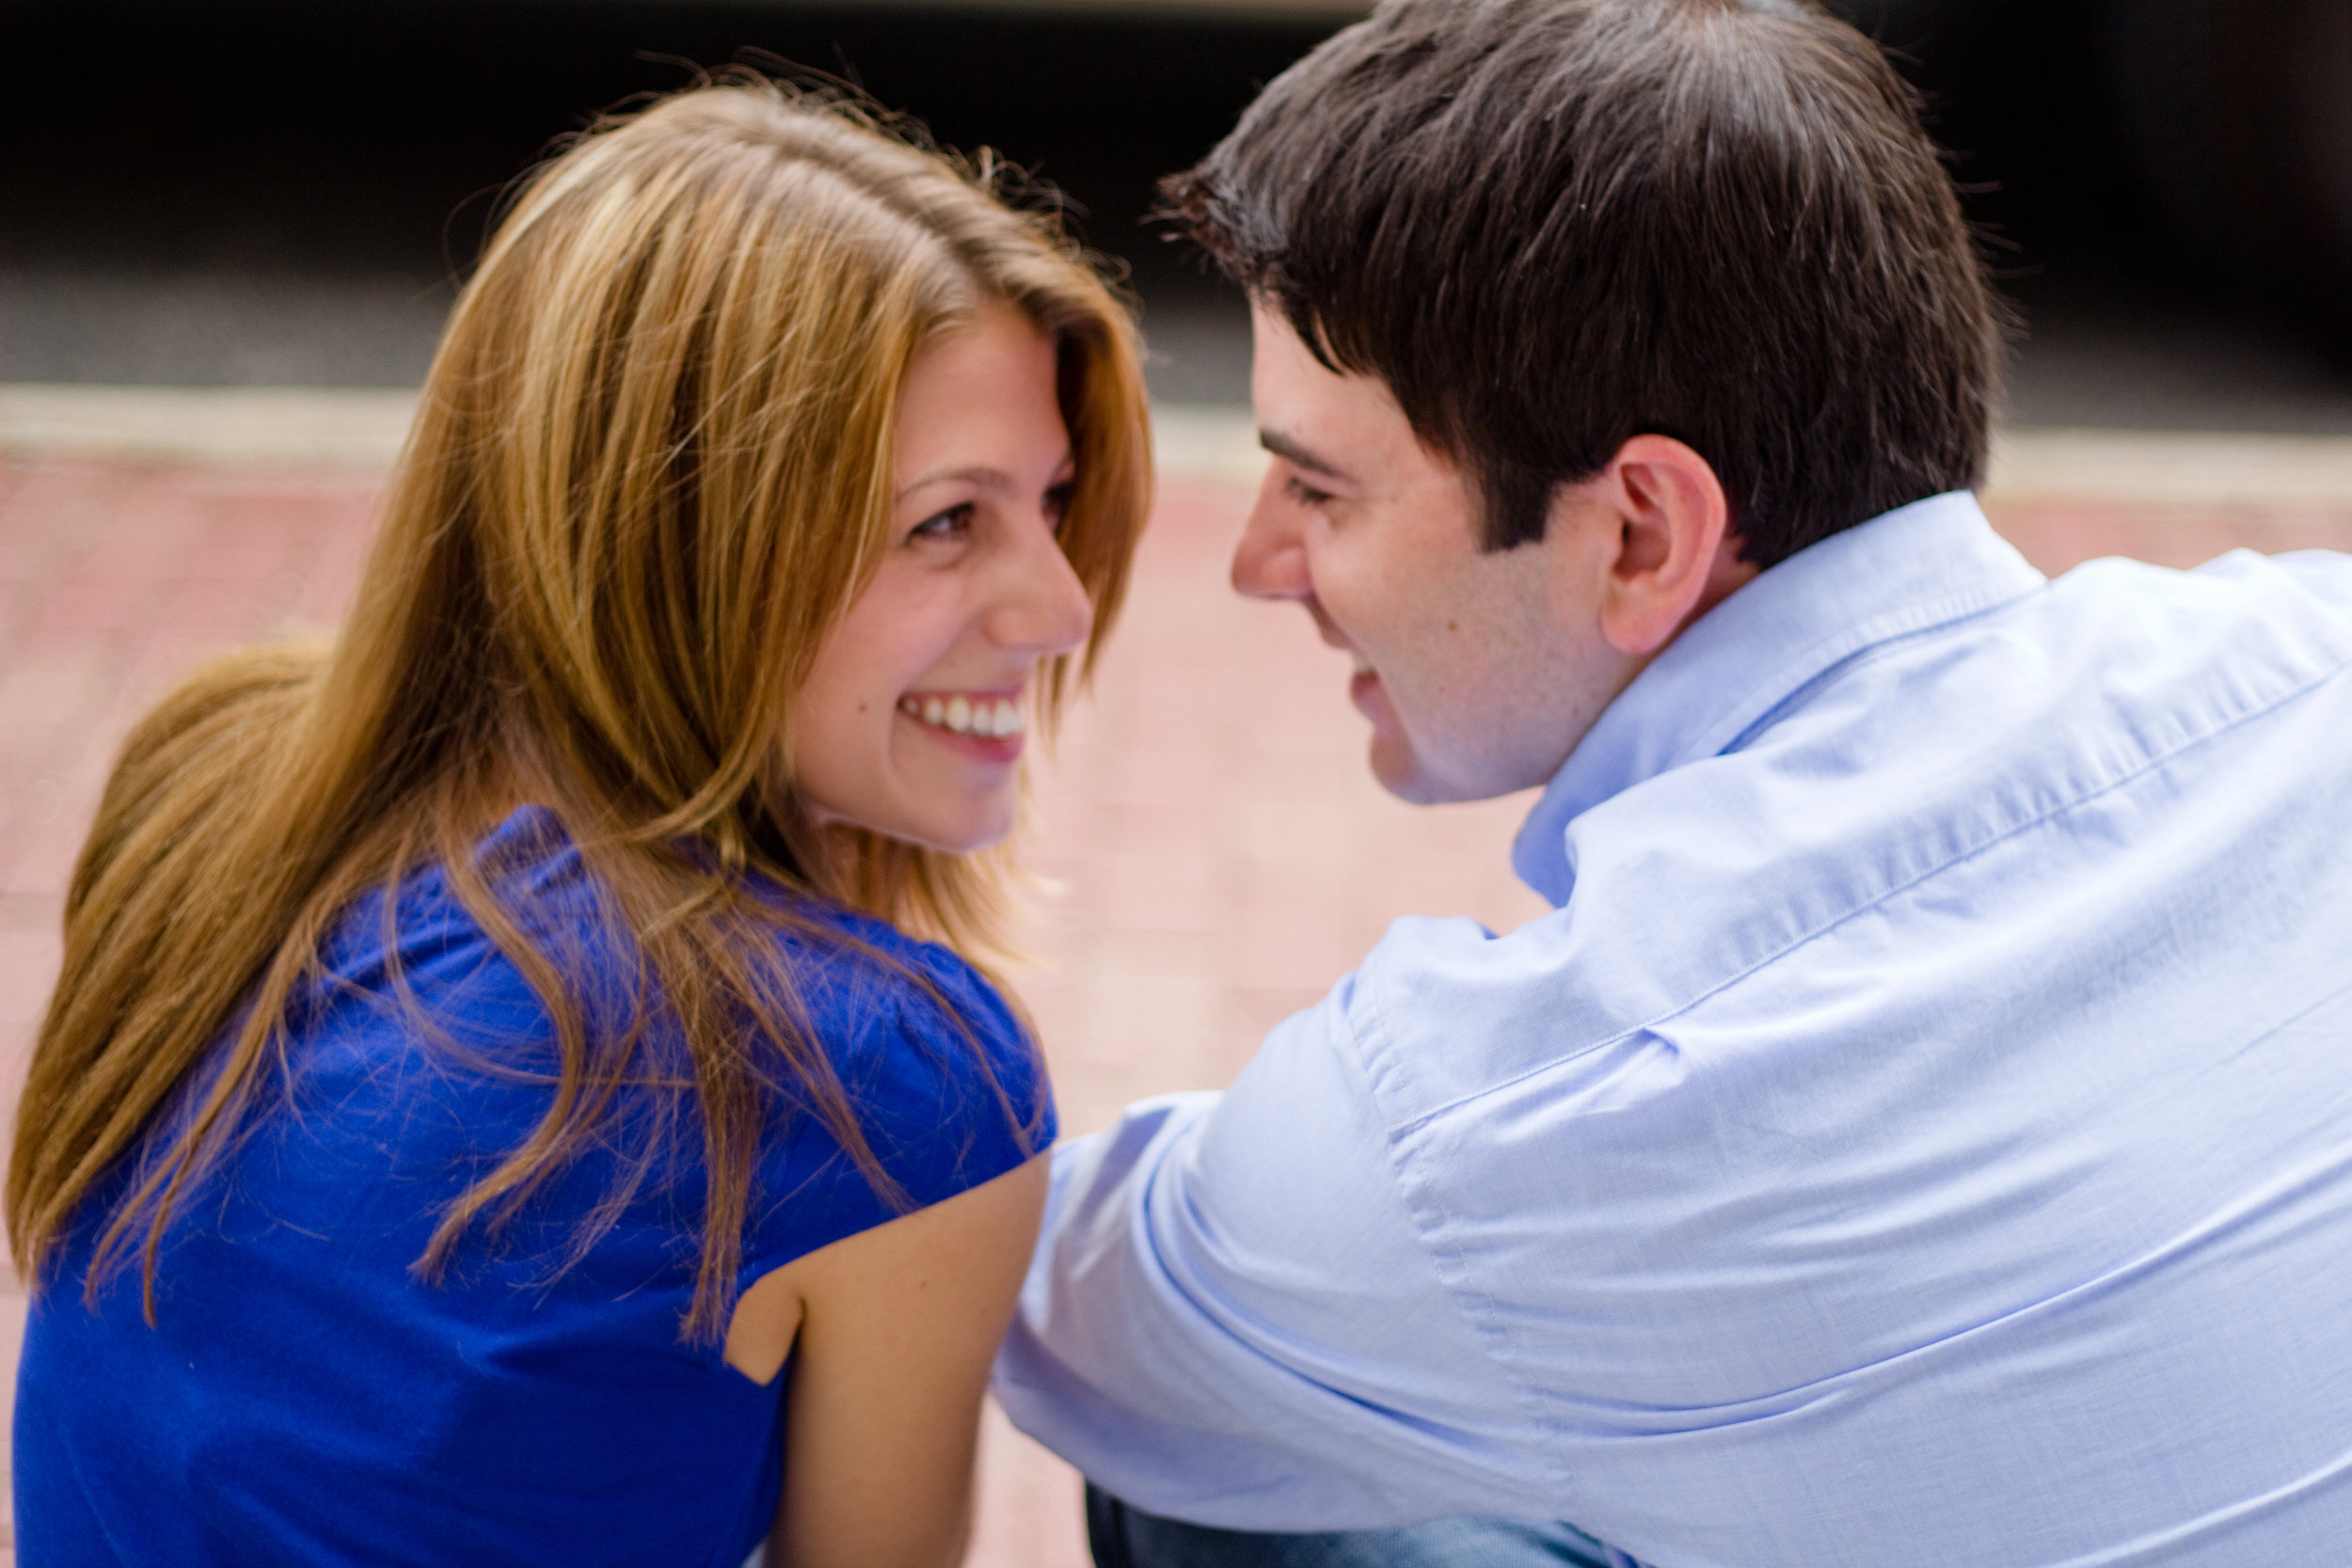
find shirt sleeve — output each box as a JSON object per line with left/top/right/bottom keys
{"left": 992, "top": 972, "right": 1560, "bottom": 1531}
{"left": 742, "top": 929, "right": 1054, "bottom": 1281}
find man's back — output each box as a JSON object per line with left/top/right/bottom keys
{"left": 1001, "top": 493, "right": 2352, "bottom": 1565}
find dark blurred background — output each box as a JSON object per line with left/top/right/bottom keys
{"left": 4, "top": 0, "right": 2350, "bottom": 426}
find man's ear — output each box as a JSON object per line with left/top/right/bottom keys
{"left": 1574, "top": 436, "right": 1756, "bottom": 657}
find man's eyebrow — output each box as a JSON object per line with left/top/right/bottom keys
{"left": 1259, "top": 428, "right": 1349, "bottom": 482}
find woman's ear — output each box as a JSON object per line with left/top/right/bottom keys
{"left": 1588, "top": 435, "right": 1756, "bottom": 656}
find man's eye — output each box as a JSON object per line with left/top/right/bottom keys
{"left": 1285, "top": 474, "right": 1336, "bottom": 507}
{"left": 910, "top": 503, "right": 976, "bottom": 541}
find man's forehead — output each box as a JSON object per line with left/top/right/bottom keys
{"left": 1248, "top": 302, "right": 1425, "bottom": 483}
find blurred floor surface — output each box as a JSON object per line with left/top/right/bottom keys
{"left": 6, "top": 420, "right": 2352, "bottom": 1566}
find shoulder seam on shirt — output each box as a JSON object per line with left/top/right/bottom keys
{"left": 1391, "top": 644, "right": 2352, "bottom": 1137}
{"left": 1342, "top": 974, "right": 1585, "bottom": 1498}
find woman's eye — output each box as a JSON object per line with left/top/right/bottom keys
{"left": 909, "top": 503, "right": 976, "bottom": 542}
{"left": 1043, "top": 481, "right": 1075, "bottom": 530}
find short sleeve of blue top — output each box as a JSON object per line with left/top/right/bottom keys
{"left": 15, "top": 806, "right": 1054, "bottom": 1567}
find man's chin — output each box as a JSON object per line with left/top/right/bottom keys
{"left": 1368, "top": 734, "right": 1458, "bottom": 806}
{"left": 1361, "top": 684, "right": 1448, "bottom": 803}
{"left": 1369, "top": 724, "right": 1561, "bottom": 806}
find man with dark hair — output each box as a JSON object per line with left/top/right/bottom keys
{"left": 994, "top": 1, "right": 2352, "bottom": 1563}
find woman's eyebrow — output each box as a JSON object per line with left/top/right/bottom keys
{"left": 897, "top": 453, "right": 1075, "bottom": 500}
{"left": 898, "top": 464, "right": 1013, "bottom": 499}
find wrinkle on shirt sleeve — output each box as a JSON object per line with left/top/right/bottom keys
{"left": 993, "top": 973, "right": 1560, "bottom": 1532}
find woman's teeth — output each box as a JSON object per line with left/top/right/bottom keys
{"left": 900, "top": 693, "right": 1025, "bottom": 737}
{"left": 1351, "top": 651, "right": 1374, "bottom": 674}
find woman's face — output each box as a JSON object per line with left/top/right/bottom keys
{"left": 788, "top": 304, "right": 1092, "bottom": 854}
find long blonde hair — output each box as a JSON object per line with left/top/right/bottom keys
{"left": 8, "top": 77, "right": 1152, "bottom": 1340}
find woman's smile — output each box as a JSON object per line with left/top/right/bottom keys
{"left": 897, "top": 688, "right": 1027, "bottom": 758}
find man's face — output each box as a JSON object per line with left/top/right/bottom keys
{"left": 1233, "top": 302, "right": 1630, "bottom": 804}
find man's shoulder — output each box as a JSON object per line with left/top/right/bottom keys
{"left": 1344, "top": 545, "right": 2352, "bottom": 1125}
{"left": 1314, "top": 547, "right": 2352, "bottom": 1474}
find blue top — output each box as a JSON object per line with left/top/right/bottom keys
{"left": 998, "top": 492, "right": 2352, "bottom": 1566}
{"left": 18, "top": 805, "right": 1051, "bottom": 1567}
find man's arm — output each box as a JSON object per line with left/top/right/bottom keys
{"left": 993, "top": 974, "right": 1561, "bottom": 1532}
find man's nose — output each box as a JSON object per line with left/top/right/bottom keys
{"left": 986, "top": 518, "right": 1095, "bottom": 657}
{"left": 1231, "top": 467, "right": 1312, "bottom": 601}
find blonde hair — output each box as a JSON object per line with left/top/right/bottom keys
{"left": 8, "top": 78, "right": 1152, "bottom": 1340}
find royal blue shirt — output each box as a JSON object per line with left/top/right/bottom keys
{"left": 998, "top": 492, "right": 2352, "bottom": 1565}
{"left": 18, "top": 806, "right": 1050, "bottom": 1566}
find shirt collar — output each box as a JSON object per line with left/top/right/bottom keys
{"left": 1511, "top": 490, "right": 2046, "bottom": 905}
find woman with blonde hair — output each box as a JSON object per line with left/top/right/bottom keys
{"left": 9, "top": 76, "right": 1149, "bottom": 1567}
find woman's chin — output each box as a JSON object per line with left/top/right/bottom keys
{"left": 912, "top": 819, "right": 1013, "bottom": 857}
{"left": 818, "top": 798, "right": 1016, "bottom": 858}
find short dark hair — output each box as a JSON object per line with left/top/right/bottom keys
{"left": 1163, "top": 0, "right": 2008, "bottom": 565}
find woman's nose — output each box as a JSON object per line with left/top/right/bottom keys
{"left": 1230, "top": 467, "right": 1312, "bottom": 601}
{"left": 986, "top": 515, "right": 1094, "bottom": 657}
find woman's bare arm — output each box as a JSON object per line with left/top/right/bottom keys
{"left": 725, "top": 1153, "right": 1050, "bottom": 1568}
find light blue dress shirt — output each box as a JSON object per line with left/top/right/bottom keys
{"left": 996, "top": 492, "right": 2352, "bottom": 1567}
